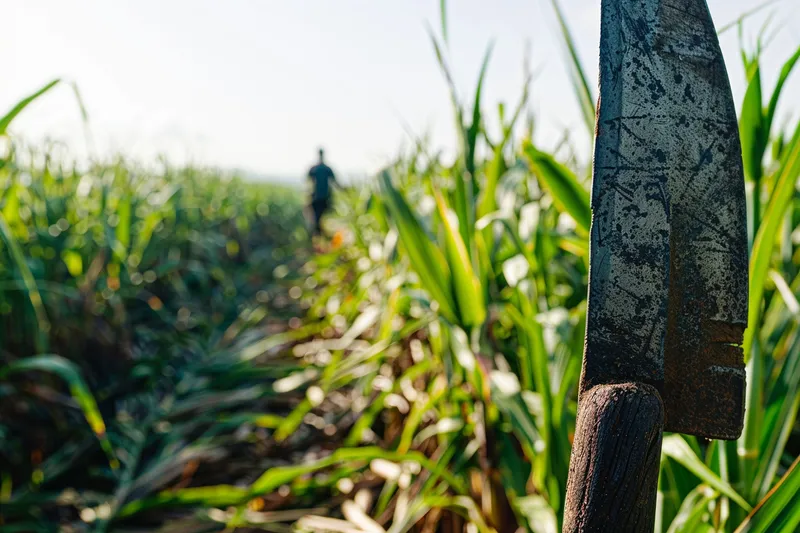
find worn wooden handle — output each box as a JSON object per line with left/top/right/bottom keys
{"left": 563, "top": 382, "right": 664, "bottom": 533}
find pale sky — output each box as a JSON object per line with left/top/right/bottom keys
{"left": 5, "top": 1, "right": 800, "bottom": 181}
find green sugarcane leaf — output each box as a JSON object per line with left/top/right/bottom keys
{"left": 439, "top": 0, "right": 448, "bottom": 46}
{"left": 120, "top": 447, "right": 466, "bottom": 517}
{"left": 666, "top": 485, "right": 717, "bottom": 533}
{"left": 763, "top": 44, "right": 800, "bottom": 141}
{"left": 379, "top": 171, "right": 458, "bottom": 323}
{"left": 0, "top": 213, "right": 50, "bottom": 352}
{"left": 434, "top": 189, "right": 485, "bottom": 328}
{"left": 739, "top": 61, "right": 765, "bottom": 183}
{"left": 662, "top": 435, "right": 750, "bottom": 511}
{"left": 0, "top": 79, "right": 60, "bottom": 135}
{"left": 745, "top": 120, "right": 800, "bottom": 357}
{"left": 0, "top": 355, "right": 118, "bottom": 470}
{"left": 523, "top": 142, "right": 590, "bottom": 234}
{"left": 735, "top": 457, "right": 800, "bottom": 533}
{"left": 550, "top": 0, "right": 595, "bottom": 137}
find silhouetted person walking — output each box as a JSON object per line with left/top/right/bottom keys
{"left": 307, "top": 148, "right": 338, "bottom": 236}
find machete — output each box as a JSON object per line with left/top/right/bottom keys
{"left": 563, "top": 0, "right": 748, "bottom": 531}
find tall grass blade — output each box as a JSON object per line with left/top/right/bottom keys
{"left": 717, "top": 0, "right": 781, "bottom": 35}
{"left": 0, "top": 213, "right": 50, "bottom": 352}
{"left": 662, "top": 435, "right": 751, "bottom": 511}
{"left": 466, "top": 42, "right": 494, "bottom": 181}
{"left": 434, "top": 190, "right": 485, "bottom": 328}
{"left": 763, "top": 44, "right": 800, "bottom": 141}
{"left": 522, "top": 142, "right": 590, "bottom": 233}
{"left": 0, "top": 355, "right": 118, "bottom": 469}
{"left": 744, "top": 120, "right": 800, "bottom": 357}
{"left": 666, "top": 485, "right": 717, "bottom": 533}
{"left": 427, "top": 27, "right": 465, "bottom": 156}
{"left": 0, "top": 79, "right": 60, "bottom": 135}
{"left": 121, "top": 447, "right": 466, "bottom": 517}
{"left": 439, "top": 0, "right": 448, "bottom": 46}
{"left": 735, "top": 457, "right": 800, "bottom": 533}
{"left": 739, "top": 61, "right": 765, "bottom": 185}
{"left": 69, "top": 81, "right": 95, "bottom": 156}
{"left": 427, "top": 28, "right": 475, "bottom": 249}
{"left": 753, "top": 330, "right": 800, "bottom": 499}
{"left": 379, "top": 172, "right": 458, "bottom": 323}
{"left": 550, "top": 0, "right": 595, "bottom": 136}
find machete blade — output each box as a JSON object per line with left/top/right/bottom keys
{"left": 581, "top": 0, "right": 748, "bottom": 439}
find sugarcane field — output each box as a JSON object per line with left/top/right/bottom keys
{"left": 2, "top": 1, "right": 800, "bottom": 532}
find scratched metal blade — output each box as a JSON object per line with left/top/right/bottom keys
{"left": 582, "top": 0, "right": 748, "bottom": 439}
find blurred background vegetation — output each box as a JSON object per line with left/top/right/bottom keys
{"left": 2, "top": 1, "right": 800, "bottom": 532}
